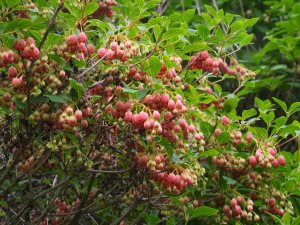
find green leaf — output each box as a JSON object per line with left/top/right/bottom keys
{"left": 273, "top": 97, "right": 288, "bottom": 113}
{"left": 122, "top": 88, "right": 138, "bottom": 93}
{"left": 292, "top": 216, "right": 300, "bottom": 225}
{"left": 222, "top": 175, "right": 237, "bottom": 185}
{"left": 255, "top": 97, "right": 273, "bottom": 113}
{"left": 294, "top": 151, "right": 300, "bottom": 163}
{"left": 197, "top": 24, "right": 209, "bottom": 40}
{"left": 270, "top": 64, "right": 288, "bottom": 71}
{"left": 161, "top": 28, "right": 187, "bottom": 41}
{"left": 145, "top": 0, "right": 161, "bottom": 9}
{"left": 84, "top": 2, "right": 99, "bottom": 16}
{"left": 224, "top": 13, "right": 234, "bottom": 24}
{"left": 69, "top": 79, "right": 84, "bottom": 102}
{"left": 59, "top": 12, "right": 78, "bottom": 28}
{"left": 200, "top": 121, "right": 214, "bottom": 137}
{"left": 4, "top": 18, "right": 32, "bottom": 33}
{"left": 201, "top": 13, "right": 212, "bottom": 26}
{"left": 7, "top": 0, "right": 20, "bottom": 7}
{"left": 183, "top": 42, "right": 207, "bottom": 53}
{"left": 145, "top": 213, "right": 160, "bottom": 225}
{"left": 65, "top": 1, "right": 81, "bottom": 18}
{"left": 283, "top": 212, "right": 291, "bottom": 225}
{"left": 239, "top": 34, "right": 253, "bottom": 47}
{"left": 161, "top": 137, "right": 174, "bottom": 159}
{"left": 277, "top": 125, "right": 299, "bottom": 138}
{"left": 243, "top": 18, "right": 259, "bottom": 28}
{"left": 267, "top": 111, "right": 275, "bottom": 124}
{"left": 190, "top": 206, "right": 219, "bottom": 218}
{"left": 1, "top": 34, "right": 15, "bottom": 48}
{"left": 147, "top": 56, "right": 162, "bottom": 77}
{"left": 15, "top": 99, "right": 26, "bottom": 110}
{"left": 183, "top": 9, "right": 195, "bottom": 23}
{"left": 231, "top": 20, "right": 244, "bottom": 33}
{"left": 197, "top": 150, "right": 219, "bottom": 158}
{"left": 145, "top": 17, "right": 164, "bottom": 28}
{"left": 30, "top": 17, "right": 47, "bottom": 30}
{"left": 189, "top": 85, "right": 198, "bottom": 99}
{"left": 204, "top": 5, "right": 217, "bottom": 18}
{"left": 153, "top": 25, "right": 162, "bottom": 41}
{"left": 137, "top": 88, "right": 150, "bottom": 100}
{"left": 218, "top": 132, "right": 231, "bottom": 144}
{"left": 242, "top": 108, "right": 257, "bottom": 120}
{"left": 136, "top": 0, "right": 144, "bottom": 10}
{"left": 163, "top": 55, "right": 177, "bottom": 69}
{"left": 289, "top": 102, "right": 300, "bottom": 115}
{"left": 273, "top": 116, "right": 287, "bottom": 131}
{"left": 44, "top": 94, "right": 69, "bottom": 103}
{"left": 223, "top": 96, "right": 239, "bottom": 113}
{"left": 248, "top": 127, "right": 268, "bottom": 138}
{"left": 269, "top": 214, "right": 284, "bottom": 225}
{"left": 44, "top": 33, "right": 64, "bottom": 49}
{"left": 0, "top": 200, "right": 7, "bottom": 207}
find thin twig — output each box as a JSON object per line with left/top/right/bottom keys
{"left": 38, "top": 1, "right": 64, "bottom": 50}
{"left": 180, "top": 0, "right": 185, "bottom": 11}
{"left": 211, "top": 0, "right": 237, "bottom": 59}
{"left": 111, "top": 201, "right": 139, "bottom": 225}
{"left": 9, "top": 208, "right": 25, "bottom": 223}
{"left": 88, "top": 213, "right": 100, "bottom": 225}
{"left": 77, "top": 53, "right": 107, "bottom": 79}
{"left": 195, "top": 0, "right": 201, "bottom": 15}
{"left": 24, "top": 1, "right": 64, "bottom": 118}
{"left": 68, "top": 173, "right": 96, "bottom": 225}
{"left": 238, "top": 0, "right": 245, "bottom": 17}
{"left": 278, "top": 135, "right": 299, "bottom": 147}
{"left": 86, "top": 168, "right": 129, "bottom": 173}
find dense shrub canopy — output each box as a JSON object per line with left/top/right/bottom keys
{"left": 0, "top": 0, "right": 299, "bottom": 224}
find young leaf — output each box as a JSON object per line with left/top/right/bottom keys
{"left": 136, "top": 0, "right": 144, "bottom": 11}
{"left": 182, "top": 42, "right": 207, "bottom": 53}
{"left": 190, "top": 206, "right": 219, "bottom": 218}
{"left": 7, "top": 0, "right": 20, "bottom": 7}
{"left": 222, "top": 176, "right": 237, "bottom": 185}
{"left": 4, "top": 18, "right": 32, "bottom": 33}
{"left": 197, "top": 149, "right": 219, "bottom": 158}
{"left": 197, "top": 24, "right": 210, "bottom": 40}
{"left": 292, "top": 216, "right": 300, "bottom": 225}
{"left": 44, "top": 95, "right": 69, "bottom": 103}
{"left": 255, "top": 97, "right": 273, "bottom": 113}
{"left": 204, "top": 5, "right": 217, "bottom": 18}
{"left": 282, "top": 212, "right": 291, "bottom": 225}
{"left": 243, "top": 17, "right": 259, "bottom": 28}
{"left": 147, "top": 56, "right": 162, "bottom": 77}
{"left": 84, "top": 2, "right": 99, "bottom": 16}
{"left": 218, "top": 132, "right": 231, "bottom": 144}
{"left": 273, "top": 97, "right": 287, "bottom": 113}
{"left": 122, "top": 88, "right": 138, "bottom": 93}
{"left": 289, "top": 102, "right": 300, "bottom": 115}
{"left": 201, "top": 13, "right": 212, "bottom": 26}
{"left": 242, "top": 108, "right": 257, "bottom": 120}
{"left": 200, "top": 121, "right": 214, "bottom": 137}
{"left": 183, "top": 9, "right": 195, "bottom": 23}
{"left": 161, "top": 28, "right": 187, "bottom": 41}
{"left": 64, "top": 2, "right": 81, "bottom": 18}
{"left": 69, "top": 79, "right": 84, "bottom": 102}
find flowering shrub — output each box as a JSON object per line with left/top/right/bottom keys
{"left": 0, "top": 0, "right": 299, "bottom": 224}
